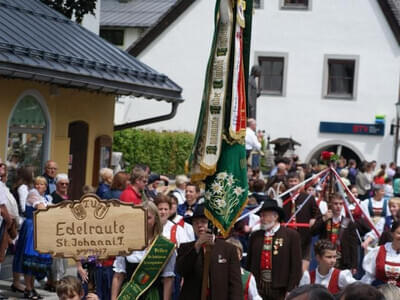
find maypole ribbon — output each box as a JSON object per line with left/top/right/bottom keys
{"left": 236, "top": 201, "right": 264, "bottom": 223}
{"left": 330, "top": 167, "right": 380, "bottom": 238}
{"left": 283, "top": 171, "right": 330, "bottom": 227}
{"left": 284, "top": 194, "right": 312, "bottom": 226}
{"left": 336, "top": 181, "right": 363, "bottom": 244}
{"left": 280, "top": 168, "right": 330, "bottom": 207}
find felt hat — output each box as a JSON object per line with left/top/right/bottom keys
{"left": 257, "top": 199, "right": 285, "bottom": 221}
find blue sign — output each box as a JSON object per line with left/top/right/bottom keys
{"left": 319, "top": 122, "right": 385, "bottom": 136}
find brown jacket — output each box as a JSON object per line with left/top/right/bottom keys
{"left": 282, "top": 192, "right": 320, "bottom": 256}
{"left": 246, "top": 226, "right": 302, "bottom": 292}
{"left": 176, "top": 239, "right": 243, "bottom": 300}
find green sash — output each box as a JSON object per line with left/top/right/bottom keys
{"left": 118, "top": 235, "right": 175, "bottom": 300}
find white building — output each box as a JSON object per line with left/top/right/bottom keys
{"left": 109, "top": 0, "right": 400, "bottom": 164}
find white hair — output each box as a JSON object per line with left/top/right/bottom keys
{"left": 175, "top": 175, "right": 189, "bottom": 186}
{"left": 99, "top": 168, "right": 113, "bottom": 180}
{"left": 55, "top": 173, "right": 69, "bottom": 183}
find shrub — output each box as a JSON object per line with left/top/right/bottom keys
{"left": 113, "top": 129, "right": 194, "bottom": 177}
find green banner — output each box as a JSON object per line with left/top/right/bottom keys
{"left": 187, "top": 0, "right": 253, "bottom": 237}
{"left": 118, "top": 235, "right": 175, "bottom": 300}
{"left": 204, "top": 141, "right": 248, "bottom": 237}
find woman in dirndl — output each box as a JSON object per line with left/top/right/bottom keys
{"left": 362, "top": 220, "right": 400, "bottom": 287}
{"left": 12, "top": 176, "right": 52, "bottom": 299}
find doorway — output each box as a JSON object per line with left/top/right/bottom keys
{"left": 308, "top": 144, "right": 362, "bottom": 166}
{"left": 68, "top": 121, "right": 88, "bottom": 200}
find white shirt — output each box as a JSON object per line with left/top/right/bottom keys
{"left": 319, "top": 200, "right": 328, "bottom": 215}
{"left": 360, "top": 198, "right": 390, "bottom": 221}
{"left": 17, "top": 184, "right": 29, "bottom": 213}
{"left": 26, "top": 189, "right": 49, "bottom": 208}
{"left": 241, "top": 269, "right": 262, "bottom": 300}
{"left": 172, "top": 215, "right": 195, "bottom": 241}
{"left": 264, "top": 223, "right": 280, "bottom": 237}
{"left": 3, "top": 185, "right": 19, "bottom": 218}
{"left": 172, "top": 188, "right": 186, "bottom": 205}
{"left": 362, "top": 242, "right": 400, "bottom": 284}
{"left": 0, "top": 182, "right": 7, "bottom": 205}
{"left": 300, "top": 268, "right": 356, "bottom": 289}
{"left": 113, "top": 248, "right": 176, "bottom": 277}
{"left": 384, "top": 184, "right": 393, "bottom": 198}
{"left": 245, "top": 128, "right": 261, "bottom": 151}
{"left": 387, "top": 168, "right": 396, "bottom": 179}
{"left": 364, "top": 217, "right": 386, "bottom": 243}
{"left": 162, "top": 220, "right": 194, "bottom": 247}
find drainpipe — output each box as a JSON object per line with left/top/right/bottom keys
{"left": 113, "top": 101, "right": 181, "bottom": 131}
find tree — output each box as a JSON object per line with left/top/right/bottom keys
{"left": 40, "top": 0, "right": 97, "bottom": 24}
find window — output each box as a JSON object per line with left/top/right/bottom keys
{"left": 254, "top": 0, "right": 263, "bottom": 9}
{"left": 281, "top": 0, "right": 309, "bottom": 9}
{"left": 7, "top": 95, "right": 49, "bottom": 177}
{"left": 327, "top": 60, "right": 355, "bottom": 97}
{"left": 258, "top": 56, "right": 285, "bottom": 95}
{"left": 322, "top": 55, "right": 359, "bottom": 99}
{"left": 100, "top": 29, "right": 124, "bottom": 46}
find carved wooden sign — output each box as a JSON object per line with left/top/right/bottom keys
{"left": 34, "top": 194, "right": 147, "bottom": 260}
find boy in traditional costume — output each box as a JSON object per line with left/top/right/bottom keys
{"left": 247, "top": 199, "right": 302, "bottom": 300}
{"left": 282, "top": 172, "right": 321, "bottom": 272}
{"left": 310, "top": 193, "right": 359, "bottom": 271}
{"left": 226, "top": 237, "right": 262, "bottom": 300}
{"left": 155, "top": 194, "right": 194, "bottom": 247}
{"left": 299, "top": 240, "right": 356, "bottom": 294}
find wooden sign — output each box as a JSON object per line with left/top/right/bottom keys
{"left": 34, "top": 194, "right": 147, "bottom": 260}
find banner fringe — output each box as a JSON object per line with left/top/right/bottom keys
{"left": 205, "top": 196, "right": 248, "bottom": 238}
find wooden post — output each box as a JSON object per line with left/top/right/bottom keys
{"left": 201, "top": 245, "right": 212, "bottom": 300}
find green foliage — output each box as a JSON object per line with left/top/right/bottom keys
{"left": 113, "top": 129, "right": 194, "bottom": 177}
{"left": 40, "top": 0, "right": 97, "bottom": 23}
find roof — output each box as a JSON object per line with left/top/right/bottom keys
{"left": 127, "top": 0, "right": 196, "bottom": 56}
{"left": 377, "top": 0, "right": 400, "bottom": 45}
{"left": 101, "top": 0, "right": 178, "bottom": 28}
{"left": 0, "top": 0, "right": 183, "bottom": 102}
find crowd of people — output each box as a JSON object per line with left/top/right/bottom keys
{"left": 1, "top": 150, "right": 400, "bottom": 300}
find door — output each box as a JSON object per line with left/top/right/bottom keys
{"left": 68, "top": 121, "right": 89, "bottom": 200}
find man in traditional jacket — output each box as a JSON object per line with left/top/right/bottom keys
{"left": 176, "top": 204, "right": 243, "bottom": 300}
{"left": 310, "top": 193, "right": 359, "bottom": 272}
{"left": 247, "top": 199, "right": 302, "bottom": 300}
{"left": 282, "top": 172, "right": 321, "bottom": 271}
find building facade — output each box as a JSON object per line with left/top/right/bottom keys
{"left": 118, "top": 0, "right": 400, "bottom": 164}
{"left": 0, "top": 0, "right": 182, "bottom": 198}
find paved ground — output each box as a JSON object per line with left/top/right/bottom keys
{"left": 0, "top": 255, "right": 77, "bottom": 300}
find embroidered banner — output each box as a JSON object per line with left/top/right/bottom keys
{"left": 229, "top": 0, "right": 247, "bottom": 141}
{"left": 186, "top": 0, "right": 254, "bottom": 237}
{"left": 118, "top": 235, "right": 175, "bottom": 300}
{"left": 186, "top": 0, "right": 234, "bottom": 182}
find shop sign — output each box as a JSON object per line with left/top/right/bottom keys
{"left": 34, "top": 194, "right": 147, "bottom": 260}
{"left": 319, "top": 121, "right": 384, "bottom": 136}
